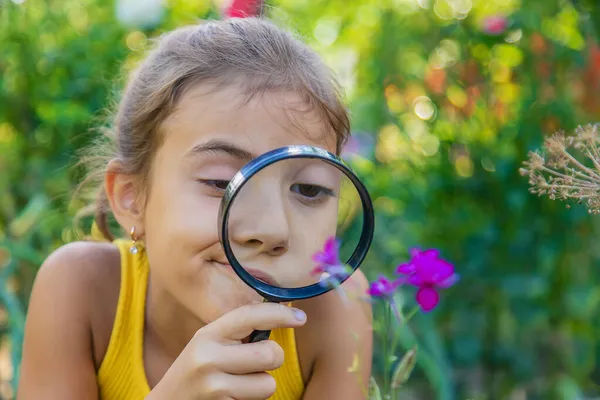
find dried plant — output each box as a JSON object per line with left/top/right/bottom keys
{"left": 520, "top": 123, "right": 600, "bottom": 213}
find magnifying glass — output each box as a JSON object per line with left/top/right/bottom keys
{"left": 218, "top": 145, "right": 374, "bottom": 343}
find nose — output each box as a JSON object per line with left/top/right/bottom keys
{"left": 234, "top": 218, "right": 289, "bottom": 256}
{"left": 228, "top": 182, "right": 290, "bottom": 257}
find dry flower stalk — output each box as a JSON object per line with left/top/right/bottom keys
{"left": 521, "top": 123, "right": 600, "bottom": 213}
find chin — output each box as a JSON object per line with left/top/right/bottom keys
{"left": 200, "top": 285, "right": 262, "bottom": 317}
{"left": 184, "top": 268, "right": 264, "bottom": 321}
{"left": 200, "top": 297, "right": 258, "bottom": 324}
{"left": 226, "top": 290, "right": 263, "bottom": 309}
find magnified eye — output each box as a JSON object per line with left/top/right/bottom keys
{"left": 291, "top": 183, "right": 335, "bottom": 202}
{"left": 198, "top": 179, "right": 231, "bottom": 193}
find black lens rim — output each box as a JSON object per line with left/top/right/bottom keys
{"left": 218, "top": 145, "right": 375, "bottom": 303}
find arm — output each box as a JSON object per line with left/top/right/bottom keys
{"left": 300, "top": 270, "right": 373, "bottom": 400}
{"left": 17, "top": 243, "right": 100, "bottom": 400}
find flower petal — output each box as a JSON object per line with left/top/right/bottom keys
{"left": 396, "top": 262, "right": 416, "bottom": 275}
{"left": 416, "top": 287, "right": 439, "bottom": 312}
{"left": 324, "top": 236, "right": 339, "bottom": 254}
{"left": 367, "top": 275, "right": 390, "bottom": 297}
{"left": 411, "top": 248, "right": 439, "bottom": 260}
{"left": 407, "top": 274, "right": 424, "bottom": 287}
{"left": 312, "top": 252, "right": 326, "bottom": 263}
{"left": 367, "top": 275, "right": 397, "bottom": 297}
{"left": 431, "top": 259, "right": 455, "bottom": 282}
{"left": 436, "top": 273, "right": 459, "bottom": 289}
{"left": 420, "top": 249, "right": 440, "bottom": 259}
{"left": 311, "top": 237, "right": 344, "bottom": 274}
{"left": 367, "top": 284, "right": 383, "bottom": 297}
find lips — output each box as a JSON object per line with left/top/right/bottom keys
{"left": 212, "top": 260, "right": 279, "bottom": 286}
{"left": 245, "top": 268, "right": 279, "bottom": 286}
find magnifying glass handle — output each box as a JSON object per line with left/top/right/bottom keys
{"left": 249, "top": 329, "right": 271, "bottom": 343}
{"left": 248, "top": 298, "right": 274, "bottom": 343}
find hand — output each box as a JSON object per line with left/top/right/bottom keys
{"left": 146, "top": 302, "right": 307, "bottom": 400}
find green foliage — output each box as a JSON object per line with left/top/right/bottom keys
{"left": 1, "top": 1, "right": 129, "bottom": 396}
{"left": 1, "top": 0, "right": 600, "bottom": 398}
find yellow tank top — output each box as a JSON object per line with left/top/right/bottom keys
{"left": 97, "top": 239, "right": 305, "bottom": 399}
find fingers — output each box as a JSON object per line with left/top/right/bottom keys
{"left": 213, "top": 340, "right": 285, "bottom": 374}
{"left": 206, "top": 303, "right": 307, "bottom": 342}
{"left": 203, "top": 372, "right": 277, "bottom": 400}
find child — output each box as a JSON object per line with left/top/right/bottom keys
{"left": 17, "top": 17, "right": 372, "bottom": 400}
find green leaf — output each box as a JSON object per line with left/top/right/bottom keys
{"left": 368, "top": 376, "right": 383, "bottom": 400}
{"left": 391, "top": 346, "right": 418, "bottom": 389}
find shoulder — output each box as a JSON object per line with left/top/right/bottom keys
{"left": 43, "top": 240, "right": 122, "bottom": 364}
{"left": 38, "top": 240, "right": 120, "bottom": 281}
{"left": 294, "top": 269, "right": 373, "bottom": 398}
{"left": 18, "top": 240, "right": 122, "bottom": 399}
{"left": 43, "top": 239, "right": 121, "bottom": 268}
{"left": 28, "top": 241, "right": 121, "bottom": 360}
{"left": 45, "top": 238, "right": 120, "bottom": 268}
{"left": 34, "top": 240, "right": 121, "bottom": 321}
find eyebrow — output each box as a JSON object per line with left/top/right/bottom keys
{"left": 185, "top": 139, "right": 255, "bottom": 161}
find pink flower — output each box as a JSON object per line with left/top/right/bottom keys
{"left": 224, "top": 0, "right": 262, "bottom": 18}
{"left": 482, "top": 15, "right": 508, "bottom": 36}
{"left": 367, "top": 275, "right": 402, "bottom": 298}
{"left": 396, "top": 248, "right": 458, "bottom": 312}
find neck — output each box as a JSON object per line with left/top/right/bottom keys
{"left": 144, "top": 275, "right": 207, "bottom": 360}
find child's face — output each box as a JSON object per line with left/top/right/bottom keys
{"left": 227, "top": 157, "right": 343, "bottom": 289}
{"left": 142, "top": 84, "right": 339, "bottom": 323}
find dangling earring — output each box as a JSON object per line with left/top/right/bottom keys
{"left": 129, "top": 226, "right": 141, "bottom": 254}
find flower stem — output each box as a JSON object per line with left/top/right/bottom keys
{"left": 383, "top": 301, "right": 391, "bottom": 397}
{"left": 403, "top": 305, "right": 420, "bottom": 323}
{"left": 390, "top": 297, "right": 403, "bottom": 325}
{"left": 335, "top": 284, "right": 348, "bottom": 304}
{"left": 388, "top": 301, "right": 419, "bottom": 399}
{"left": 389, "top": 298, "right": 401, "bottom": 399}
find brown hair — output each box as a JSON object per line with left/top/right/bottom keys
{"left": 75, "top": 17, "right": 351, "bottom": 241}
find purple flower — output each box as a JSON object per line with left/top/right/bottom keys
{"left": 312, "top": 236, "right": 341, "bottom": 270}
{"left": 367, "top": 275, "right": 402, "bottom": 298}
{"left": 396, "top": 248, "right": 458, "bottom": 312}
{"left": 341, "top": 132, "right": 374, "bottom": 160}
{"left": 311, "top": 236, "right": 350, "bottom": 286}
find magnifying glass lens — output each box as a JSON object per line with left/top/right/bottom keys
{"left": 226, "top": 157, "right": 364, "bottom": 290}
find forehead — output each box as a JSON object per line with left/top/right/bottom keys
{"left": 160, "top": 83, "right": 338, "bottom": 156}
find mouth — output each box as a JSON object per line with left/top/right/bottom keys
{"left": 245, "top": 268, "right": 279, "bottom": 287}
{"left": 212, "top": 260, "right": 279, "bottom": 286}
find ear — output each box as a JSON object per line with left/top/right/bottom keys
{"left": 104, "top": 159, "right": 145, "bottom": 238}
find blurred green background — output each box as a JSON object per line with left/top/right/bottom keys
{"left": 2, "top": 0, "right": 600, "bottom": 398}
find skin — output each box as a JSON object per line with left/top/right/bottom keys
{"left": 17, "top": 84, "right": 373, "bottom": 399}
{"left": 228, "top": 158, "right": 344, "bottom": 288}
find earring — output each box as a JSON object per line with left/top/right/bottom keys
{"left": 129, "top": 226, "right": 141, "bottom": 254}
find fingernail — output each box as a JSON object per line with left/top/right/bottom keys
{"left": 293, "top": 308, "right": 306, "bottom": 322}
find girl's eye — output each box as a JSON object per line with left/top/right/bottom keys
{"left": 198, "top": 179, "right": 231, "bottom": 192}
{"left": 290, "top": 183, "right": 335, "bottom": 201}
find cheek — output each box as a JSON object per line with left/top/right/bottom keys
{"left": 297, "top": 203, "right": 339, "bottom": 240}
{"left": 143, "top": 174, "right": 221, "bottom": 260}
